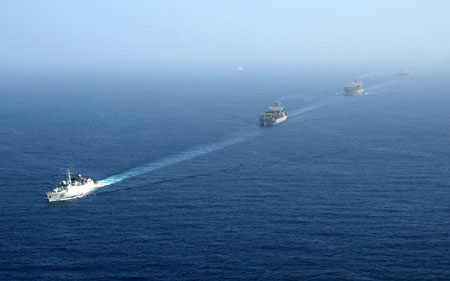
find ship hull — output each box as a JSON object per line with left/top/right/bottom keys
{"left": 260, "top": 115, "right": 288, "bottom": 126}
{"left": 344, "top": 88, "right": 365, "bottom": 96}
{"left": 46, "top": 182, "right": 97, "bottom": 202}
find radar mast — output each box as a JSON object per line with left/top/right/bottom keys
{"left": 66, "top": 169, "right": 72, "bottom": 184}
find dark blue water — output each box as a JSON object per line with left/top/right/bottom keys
{"left": 1, "top": 70, "right": 450, "bottom": 280}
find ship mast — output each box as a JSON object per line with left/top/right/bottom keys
{"left": 66, "top": 168, "right": 72, "bottom": 184}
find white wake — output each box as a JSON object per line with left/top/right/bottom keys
{"left": 288, "top": 98, "right": 340, "bottom": 118}
{"left": 97, "top": 130, "right": 259, "bottom": 187}
{"left": 96, "top": 97, "right": 342, "bottom": 188}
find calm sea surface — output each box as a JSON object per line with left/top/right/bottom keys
{"left": 1, "top": 70, "right": 449, "bottom": 280}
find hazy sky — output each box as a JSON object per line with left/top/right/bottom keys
{"left": 1, "top": 0, "right": 449, "bottom": 71}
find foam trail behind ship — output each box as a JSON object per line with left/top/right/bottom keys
{"left": 288, "top": 97, "right": 341, "bottom": 118}
{"left": 365, "top": 78, "right": 402, "bottom": 92}
{"left": 97, "top": 97, "right": 340, "bottom": 188}
{"left": 97, "top": 130, "right": 259, "bottom": 187}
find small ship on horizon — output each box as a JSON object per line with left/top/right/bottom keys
{"left": 398, "top": 69, "right": 411, "bottom": 77}
{"left": 344, "top": 79, "right": 365, "bottom": 96}
{"left": 259, "top": 101, "right": 288, "bottom": 126}
{"left": 46, "top": 169, "right": 98, "bottom": 202}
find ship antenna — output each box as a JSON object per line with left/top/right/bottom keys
{"left": 67, "top": 168, "right": 71, "bottom": 184}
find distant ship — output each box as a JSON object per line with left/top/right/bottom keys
{"left": 398, "top": 69, "right": 411, "bottom": 76}
{"left": 46, "top": 169, "right": 97, "bottom": 202}
{"left": 344, "top": 79, "right": 365, "bottom": 96}
{"left": 259, "top": 101, "right": 288, "bottom": 126}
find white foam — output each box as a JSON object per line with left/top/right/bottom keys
{"left": 365, "top": 79, "right": 401, "bottom": 91}
{"left": 97, "top": 130, "right": 259, "bottom": 187}
{"left": 96, "top": 97, "right": 340, "bottom": 188}
{"left": 288, "top": 98, "right": 339, "bottom": 118}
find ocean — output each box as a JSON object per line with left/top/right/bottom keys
{"left": 1, "top": 68, "right": 450, "bottom": 280}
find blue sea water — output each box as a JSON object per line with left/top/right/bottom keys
{"left": 1, "top": 69, "right": 450, "bottom": 280}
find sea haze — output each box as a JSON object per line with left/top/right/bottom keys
{"left": 1, "top": 68, "right": 450, "bottom": 280}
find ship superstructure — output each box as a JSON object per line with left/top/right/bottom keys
{"left": 259, "top": 101, "right": 288, "bottom": 126}
{"left": 399, "top": 69, "right": 411, "bottom": 76}
{"left": 344, "top": 79, "right": 365, "bottom": 96}
{"left": 46, "top": 169, "right": 97, "bottom": 202}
